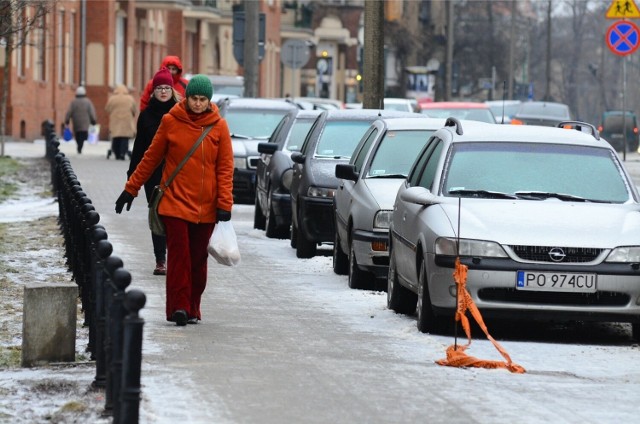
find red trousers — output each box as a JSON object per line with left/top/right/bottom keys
{"left": 162, "top": 216, "right": 215, "bottom": 321}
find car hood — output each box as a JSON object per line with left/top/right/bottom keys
{"left": 437, "top": 199, "right": 640, "bottom": 248}
{"left": 231, "top": 138, "right": 261, "bottom": 156}
{"left": 364, "top": 178, "right": 405, "bottom": 210}
{"left": 309, "top": 158, "right": 349, "bottom": 187}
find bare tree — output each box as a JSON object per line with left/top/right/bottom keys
{"left": 0, "top": 0, "right": 52, "bottom": 157}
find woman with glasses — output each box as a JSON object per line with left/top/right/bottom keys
{"left": 116, "top": 74, "right": 234, "bottom": 327}
{"left": 126, "top": 67, "right": 179, "bottom": 276}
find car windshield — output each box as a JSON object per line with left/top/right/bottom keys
{"left": 518, "top": 103, "right": 570, "bottom": 119}
{"left": 314, "top": 121, "right": 373, "bottom": 159}
{"left": 367, "top": 130, "right": 434, "bottom": 177}
{"left": 442, "top": 142, "right": 631, "bottom": 203}
{"left": 421, "top": 108, "right": 495, "bottom": 123}
{"left": 224, "top": 109, "right": 290, "bottom": 138}
{"left": 286, "top": 119, "right": 315, "bottom": 152}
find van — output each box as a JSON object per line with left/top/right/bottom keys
{"left": 598, "top": 110, "right": 639, "bottom": 152}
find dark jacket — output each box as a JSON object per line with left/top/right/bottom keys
{"left": 128, "top": 96, "right": 177, "bottom": 201}
{"left": 125, "top": 99, "right": 234, "bottom": 223}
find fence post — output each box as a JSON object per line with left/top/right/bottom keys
{"left": 119, "top": 289, "right": 146, "bottom": 424}
{"left": 91, "top": 229, "right": 110, "bottom": 389}
{"left": 103, "top": 255, "right": 123, "bottom": 415}
{"left": 108, "top": 266, "right": 131, "bottom": 424}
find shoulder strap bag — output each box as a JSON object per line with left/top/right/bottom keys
{"left": 148, "top": 125, "right": 214, "bottom": 236}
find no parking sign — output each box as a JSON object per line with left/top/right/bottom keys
{"left": 606, "top": 20, "right": 640, "bottom": 56}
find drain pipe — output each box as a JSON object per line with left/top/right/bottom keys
{"left": 80, "top": 0, "right": 86, "bottom": 86}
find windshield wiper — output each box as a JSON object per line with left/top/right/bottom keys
{"left": 315, "top": 154, "right": 350, "bottom": 159}
{"left": 448, "top": 189, "right": 517, "bottom": 199}
{"left": 515, "top": 191, "right": 612, "bottom": 203}
{"left": 368, "top": 173, "right": 407, "bottom": 179}
{"left": 514, "top": 191, "right": 587, "bottom": 202}
{"left": 229, "top": 133, "right": 251, "bottom": 139}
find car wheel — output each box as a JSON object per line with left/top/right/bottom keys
{"left": 290, "top": 221, "right": 297, "bottom": 248}
{"left": 265, "top": 196, "right": 288, "bottom": 239}
{"left": 417, "top": 261, "right": 444, "bottom": 333}
{"left": 387, "top": 250, "right": 417, "bottom": 314}
{"left": 333, "top": 230, "right": 348, "bottom": 275}
{"left": 348, "top": 241, "right": 374, "bottom": 290}
{"left": 253, "top": 195, "right": 266, "bottom": 230}
{"left": 632, "top": 322, "right": 640, "bottom": 342}
{"left": 296, "top": 219, "right": 317, "bottom": 258}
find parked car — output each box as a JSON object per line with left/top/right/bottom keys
{"left": 418, "top": 101, "right": 497, "bottom": 123}
{"left": 388, "top": 117, "right": 640, "bottom": 339}
{"left": 484, "top": 100, "right": 522, "bottom": 124}
{"left": 217, "top": 98, "right": 298, "bottom": 203}
{"left": 510, "top": 101, "right": 572, "bottom": 127}
{"left": 598, "top": 110, "right": 639, "bottom": 152}
{"left": 254, "top": 109, "right": 322, "bottom": 238}
{"left": 290, "top": 97, "right": 344, "bottom": 111}
{"left": 290, "top": 109, "right": 421, "bottom": 258}
{"left": 333, "top": 117, "right": 445, "bottom": 289}
{"left": 383, "top": 98, "right": 416, "bottom": 112}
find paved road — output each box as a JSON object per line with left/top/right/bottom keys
{"left": 6, "top": 139, "right": 640, "bottom": 424}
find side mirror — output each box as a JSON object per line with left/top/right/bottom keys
{"left": 400, "top": 186, "right": 441, "bottom": 206}
{"left": 258, "top": 142, "right": 278, "bottom": 155}
{"left": 335, "top": 164, "right": 358, "bottom": 181}
{"left": 291, "top": 151, "right": 305, "bottom": 164}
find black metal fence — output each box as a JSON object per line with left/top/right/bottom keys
{"left": 42, "top": 121, "right": 145, "bottom": 424}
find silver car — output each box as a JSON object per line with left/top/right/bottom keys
{"left": 388, "top": 118, "right": 640, "bottom": 340}
{"left": 333, "top": 118, "right": 445, "bottom": 289}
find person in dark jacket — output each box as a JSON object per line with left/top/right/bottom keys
{"left": 64, "top": 86, "right": 97, "bottom": 154}
{"left": 116, "top": 74, "right": 234, "bottom": 326}
{"left": 127, "top": 68, "right": 179, "bottom": 276}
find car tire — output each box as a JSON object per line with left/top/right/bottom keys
{"left": 265, "top": 196, "right": 288, "bottom": 239}
{"left": 417, "top": 261, "right": 444, "bottom": 334}
{"left": 632, "top": 322, "right": 640, "bottom": 342}
{"left": 333, "top": 230, "right": 348, "bottom": 275}
{"left": 253, "top": 196, "right": 266, "bottom": 230}
{"left": 387, "top": 250, "right": 417, "bottom": 314}
{"left": 348, "top": 242, "right": 374, "bottom": 289}
{"left": 295, "top": 219, "right": 316, "bottom": 258}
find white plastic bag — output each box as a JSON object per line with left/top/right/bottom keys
{"left": 88, "top": 124, "right": 100, "bottom": 144}
{"left": 208, "top": 221, "right": 241, "bottom": 267}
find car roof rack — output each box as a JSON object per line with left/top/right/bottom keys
{"left": 444, "top": 117, "right": 463, "bottom": 135}
{"left": 557, "top": 121, "right": 600, "bottom": 140}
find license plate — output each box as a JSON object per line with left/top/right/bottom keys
{"left": 516, "top": 271, "right": 596, "bottom": 293}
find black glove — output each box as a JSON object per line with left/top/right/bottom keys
{"left": 216, "top": 209, "right": 231, "bottom": 222}
{"left": 115, "top": 191, "right": 135, "bottom": 214}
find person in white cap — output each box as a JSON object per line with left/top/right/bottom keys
{"left": 64, "top": 86, "right": 98, "bottom": 154}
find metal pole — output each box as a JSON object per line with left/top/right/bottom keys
{"left": 623, "top": 56, "right": 627, "bottom": 161}
{"left": 120, "top": 289, "right": 147, "bottom": 424}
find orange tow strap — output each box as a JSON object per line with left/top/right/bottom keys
{"left": 436, "top": 258, "right": 526, "bottom": 373}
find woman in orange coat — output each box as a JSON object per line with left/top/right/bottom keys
{"left": 115, "top": 75, "right": 234, "bottom": 326}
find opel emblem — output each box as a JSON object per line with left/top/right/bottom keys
{"left": 548, "top": 247, "right": 566, "bottom": 262}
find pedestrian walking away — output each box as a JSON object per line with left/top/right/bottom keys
{"left": 105, "top": 84, "right": 137, "bottom": 160}
{"left": 115, "top": 74, "right": 234, "bottom": 327}
{"left": 64, "top": 86, "right": 97, "bottom": 154}
{"left": 139, "top": 55, "right": 188, "bottom": 111}
{"left": 127, "top": 68, "right": 180, "bottom": 276}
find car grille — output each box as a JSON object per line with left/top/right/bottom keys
{"left": 478, "top": 288, "right": 629, "bottom": 306}
{"left": 509, "top": 245, "right": 603, "bottom": 263}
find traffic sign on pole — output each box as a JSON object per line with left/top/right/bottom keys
{"left": 606, "top": 20, "right": 640, "bottom": 55}
{"left": 606, "top": 0, "right": 640, "bottom": 19}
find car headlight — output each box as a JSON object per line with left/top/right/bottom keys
{"left": 234, "top": 157, "right": 247, "bottom": 169}
{"left": 373, "top": 210, "right": 392, "bottom": 229}
{"left": 307, "top": 186, "right": 335, "bottom": 198}
{"left": 606, "top": 246, "right": 640, "bottom": 263}
{"left": 281, "top": 168, "right": 293, "bottom": 191}
{"left": 435, "top": 237, "right": 507, "bottom": 258}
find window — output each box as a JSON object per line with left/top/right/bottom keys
{"left": 416, "top": 141, "right": 443, "bottom": 190}
{"left": 367, "top": 130, "right": 435, "bottom": 177}
{"left": 286, "top": 118, "right": 315, "bottom": 152}
{"left": 408, "top": 137, "right": 437, "bottom": 187}
{"left": 69, "top": 12, "right": 75, "bottom": 84}
{"left": 35, "top": 14, "right": 46, "bottom": 82}
{"left": 352, "top": 128, "right": 377, "bottom": 173}
{"left": 314, "top": 121, "right": 372, "bottom": 159}
{"left": 115, "top": 14, "right": 125, "bottom": 85}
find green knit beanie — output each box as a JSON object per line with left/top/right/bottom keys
{"left": 186, "top": 74, "right": 213, "bottom": 100}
